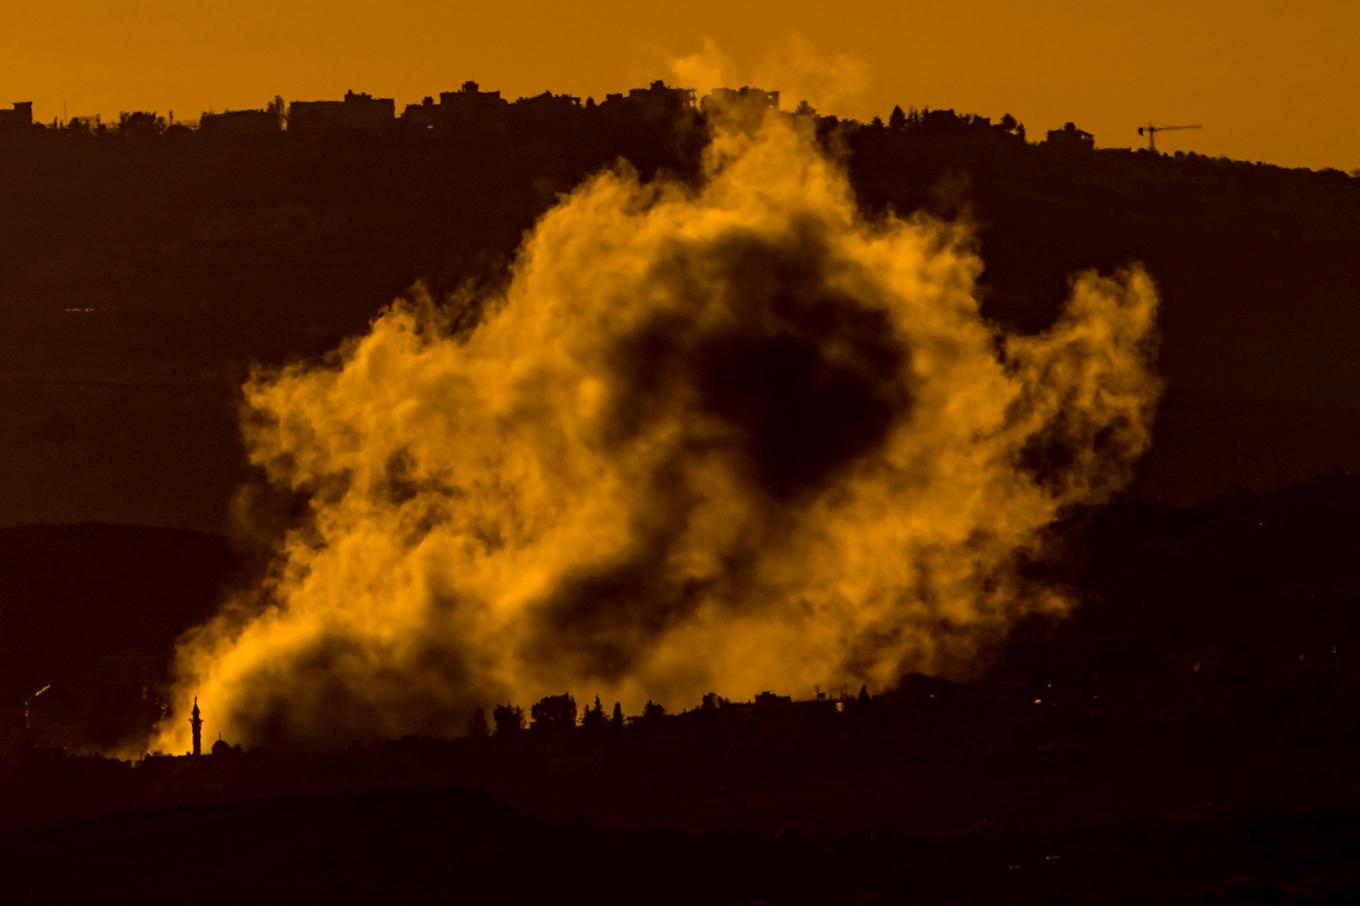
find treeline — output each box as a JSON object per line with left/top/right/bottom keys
{"left": 470, "top": 690, "right": 827, "bottom": 738}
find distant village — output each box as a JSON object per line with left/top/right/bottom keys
{"left": 0, "top": 81, "right": 1098, "bottom": 151}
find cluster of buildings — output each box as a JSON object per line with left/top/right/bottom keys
{"left": 0, "top": 101, "right": 33, "bottom": 129}
{"left": 290, "top": 90, "right": 395, "bottom": 135}
{"left": 192, "top": 81, "right": 706, "bottom": 138}
{"left": 700, "top": 86, "right": 780, "bottom": 114}
{"left": 8, "top": 89, "right": 1106, "bottom": 150}
{"left": 395, "top": 79, "right": 708, "bottom": 134}
{"left": 399, "top": 80, "right": 508, "bottom": 130}
{"left": 9, "top": 81, "right": 787, "bottom": 140}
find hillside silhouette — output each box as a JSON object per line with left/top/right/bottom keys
{"left": 0, "top": 524, "right": 241, "bottom": 749}
{"left": 1, "top": 86, "right": 1358, "bottom": 532}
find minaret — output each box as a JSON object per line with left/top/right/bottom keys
{"left": 189, "top": 697, "right": 203, "bottom": 757}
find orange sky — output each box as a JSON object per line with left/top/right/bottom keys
{"left": 2, "top": 1, "right": 1356, "bottom": 170}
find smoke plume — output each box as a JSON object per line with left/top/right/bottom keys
{"left": 153, "top": 109, "right": 1159, "bottom": 750}
{"left": 666, "top": 35, "right": 871, "bottom": 116}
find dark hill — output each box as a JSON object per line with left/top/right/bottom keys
{"left": 993, "top": 472, "right": 1360, "bottom": 703}
{"left": 849, "top": 125, "right": 1360, "bottom": 504}
{"left": 1, "top": 101, "right": 1358, "bottom": 531}
{"left": 0, "top": 524, "right": 240, "bottom": 713}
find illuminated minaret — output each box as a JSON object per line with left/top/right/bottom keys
{"left": 189, "top": 697, "right": 203, "bottom": 757}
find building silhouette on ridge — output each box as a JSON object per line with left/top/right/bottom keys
{"left": 599, "top": 80, "right": 697, "bottom": 122}
{"left": 701, "top": 86, "right": 781, "bottom": 114}
{"left": 1044, "top": 121, "right": 1095, "bottom": 151}
{"left": 0, "top": 101, "right": 33, "bottom": 129}
{"left": 289, "top": 90, "right": 395, "bottom": 136}
{"left": 200, "top": 108, "right": 281, "bottom": 137}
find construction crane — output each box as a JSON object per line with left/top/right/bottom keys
{"left": 1138, "top": 123, "right": 1201, "bottom": 152}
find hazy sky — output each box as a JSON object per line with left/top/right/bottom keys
{"left": 2, "top": 1, "right": 1355, "bottom": 170}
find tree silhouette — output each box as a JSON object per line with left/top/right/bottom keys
{"left": 889, "top": 105, "right": 907, "bottom": 130}
{"left": 492, "top": 703, "right": 524, "bottom": 736}
{"left": 117, "top": 111, "right": 165, "bottom": 138}
{"left": 580, "top": 695, "right": 607, "bottom": 729}
{"left": 530, "top": 693, "right": 577, "bottom": 733}
{"left": 611, "top": 702, "right": 624, "bottom": 729}
{"left": 642, "top": 699, "right": 665, "bottom": 720}
{"left": 467, "top": 705, "right": 489, "bottom": 738}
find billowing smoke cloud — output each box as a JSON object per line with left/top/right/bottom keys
{"left": 152, "top": 110, "right": 1159, "bottom": 751}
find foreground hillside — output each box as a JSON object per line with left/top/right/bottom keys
{"left": 3, "top": 779, "right": 1357, "bottom": 903}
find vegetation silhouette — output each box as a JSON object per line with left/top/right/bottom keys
{"left": 530, "top": 693, "right": 577, "bottom": 734}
